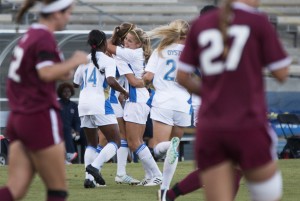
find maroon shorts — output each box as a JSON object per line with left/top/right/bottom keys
{"left": 6, "top": 108, "right": 63, "bottom": 151}
{"left": 195, "top": 124, "right": 277, "bottom": 171}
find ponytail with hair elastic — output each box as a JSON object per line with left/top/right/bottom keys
{"left": 219, "top": 0, "right": 233, "bottom": 59}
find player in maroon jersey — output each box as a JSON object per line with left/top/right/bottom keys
{"left": 177, "top": 0, "right": 290, "bottom": 201}
{"left": 0, "top": 0, "right": 87, "bottom": 201}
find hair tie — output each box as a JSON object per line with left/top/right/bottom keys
{"left": 121, "top": 24, "right": 133, "bottom": 38}
{"left": 92, "top": 45, "right": 96, "bottom": 49}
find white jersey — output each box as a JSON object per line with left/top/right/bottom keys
{"left": 145, "top": 44, "right": 191, "bottom": 113}
{"left": 109, "top": 55, "right": 127, "bottom": 104}
{"left": 73, "top": 52, "right": 116, "bottom": 116}
{"left": 116, "top": 46, "right": 149, "bottom": 103}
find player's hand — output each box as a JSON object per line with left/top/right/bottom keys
{"left": 71, "top": 51, "right": 88, "bottom": 66}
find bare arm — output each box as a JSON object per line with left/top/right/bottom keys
{"left": 177, "top": 70, "right": 201, "bottom": 96}
{"left": 106, "top": 39, "right": 117, "bottom": 55}
{"left": 38, "top": 51, "right": 87, "bottom": 82}
{"left": 107, "top": 77, "right": 129, "bottom": 99}
{"left": 143, "top": 71, "right": 154, "bottom": 86}
{"left": 271, "top": 67, "right": 289, "bottom": 83}
{"left": 125, "top": 74, "right": 145, "bottom": 88}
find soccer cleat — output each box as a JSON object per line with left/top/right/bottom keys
{"left": 115, "top": 174, "right": 140, "bottom": 185}
{"left": 144, "top": 176, "right": 163, "bottom": 186}
{"left": 137, "top": 178, "right": 151, "bottom": 186}
{"left": 66, "top": 152, "right": 78, "bottom": 163}
{"left": 166, "top": 137, "right": 180, "bottom": 164}
{"left": 84, "top": 179, "right": 95, "bottom": 188}
{"left": 86, "top": 164, "right": 106, "bottom": 185}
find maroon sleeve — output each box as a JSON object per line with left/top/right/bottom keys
{"left": 179, "top": 19, "right": 200, "bottom": 68}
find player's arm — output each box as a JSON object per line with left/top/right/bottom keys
{"left": 125, "top": 74, "right": 145, "bottom": 88}
{"left": 142, "top": 71, "right": 154, "bottom": 86}
{"left": 271, "top": 67, "right": 289, "bottom": 83}
{"left": 107, "top": 76, "right": 129, "bottom": 99}
{"left": 177, "top": 70, "right": 201, "bottom": 96}
{"left": 38, "top": 51, "right": 87, "bottom": 82}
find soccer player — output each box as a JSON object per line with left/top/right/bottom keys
{"left": 106, "top": 28, "right": 163, "bottom": 186}
{"left": 177, "top": 0, "right": 291, "bottom": 200}
{"left": 142, "top": 19, "right": 192, "bottom": 197}
{"left": 109, "top": 22, "right": 141, "bottom": 185}
{"left": 73, "top": 30, "right": 128, "bottom": 187}
{"left": 0, "top": 0, "right": 88, "bottom": 200}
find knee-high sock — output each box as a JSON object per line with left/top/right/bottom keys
{"left": 161, "top": 157, "right": 178, "bottom": 190}
{"left": 167, "top": 169, "right": 202, "bottom": 200}
{"left": 154, "top": 141, "right": 170, "bottom": 159}
{"left": 91, "top": 142, "right": 118, "bottom": 171}
{"left": 136, "top": 144, "right": 162, "bottom": 178}
{"left": 0, "top": 187, "right": 13, "bottom": 201}
{"left": 117, "top": 139, "right": 129, "bottom": 176}
{"left": 84, "top": 146, "right": 98, "bottom": 180}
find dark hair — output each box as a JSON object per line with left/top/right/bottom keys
{"left": 219, "top": 0, "right": 233, "bottom": 59}
{"left": 111, "top": 22, "right": 136, "bottom": 46}
{"left": 200, "top": 5, "right": 217, "bottom": 15}
{"left": 87, "top": 30, "right": 107, "bottom": 74}
{"left": 57, "top": 82, "right": 75, "bottom": 98}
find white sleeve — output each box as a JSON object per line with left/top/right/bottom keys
{"left": 73, "top": 65, "right": 83, "bottom": 85}
{"left": 116, "top": 46, "right": 135, "bottom": 63}
{"left": 105, "top": 58, "right": 117, "bottom": 78}
{"left": 117, "top": 59, "right": 133, "bottom": 75}
{"left": 145, "top": 49, "right": 159, "bottom": 74}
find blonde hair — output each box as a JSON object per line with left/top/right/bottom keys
{"left": 219, "top": 0, "right": 233, "bottom": 59}
{"left": 148, "top": 19, "right": 189, "bottom": 57}
{"left": 128, "top": 28, "right": 152, "bottom": 63}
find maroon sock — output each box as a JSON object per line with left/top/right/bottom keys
{"left": 167, "top": 169, "right": 202, "bottom": 200}
{"left": 47, "top": 190, "right": 68, "bottom": 201}
{"left": 0, "top": 187, "right": 14, "bottom": 201}
{"left": 233, "top": 168, "right": 243, "bottom": 197}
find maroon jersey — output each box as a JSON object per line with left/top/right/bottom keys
{"left": 6, "top": 24, "right": 63, "bottom": 114}
{"left": 180, "top": 3, "right": 291, "bottom": 131}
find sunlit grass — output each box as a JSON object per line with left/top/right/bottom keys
{"left": 0, "top": 160, "right": 300, "bottom": 201}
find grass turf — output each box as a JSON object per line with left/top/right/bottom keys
{"left": 0, "top": 160, "right": 300, "bottom": 200}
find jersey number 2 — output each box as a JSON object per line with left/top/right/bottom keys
{"left": 8, "top": 46, "right": 24, "bottom": 82}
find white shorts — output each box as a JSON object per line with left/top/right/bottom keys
{"left": 80, "top": 114, "right": 117, "bottom": 128}
{"left": 150, "top": 107, "right": 191, "bottom": 127}
{"left": 111, "top": 102, "right": 124, "bottom": 118}
{"left": 123, "top": 102, "right": 150, "bottom": 125}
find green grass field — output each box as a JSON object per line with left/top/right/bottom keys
{"left": 1, "top": 160, "right": 300, "bottom": 201}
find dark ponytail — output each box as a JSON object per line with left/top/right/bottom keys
{"left": 87, "top": 30, "right": 107, "bottom": 74}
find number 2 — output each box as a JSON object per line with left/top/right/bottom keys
{"left": 199, "top": 25, "right": 250, "bottom": 76}
{"left": 8, "top": 46, "right": 24, "bottom": 82}
{"left": 163, "top": 59, "right": 176, "bottom": 81}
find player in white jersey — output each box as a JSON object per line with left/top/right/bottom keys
{"left": 73, "top": 30, "right": 128, "bottom": 187}
{"left": 108, "top": 22, "right": 142, "bottom": 185}
{"left": 142, "top": 19, "right": 192, "bottom": 199}
{"left": 107, "top": 27, "right": 163, "bottom": 186}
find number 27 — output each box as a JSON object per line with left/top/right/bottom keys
{"left": 199, "top": 25, "right": 250, "bottom": 76}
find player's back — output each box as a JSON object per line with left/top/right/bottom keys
{"left": 189, "top": 3, "right": 289, "bottom": 131}
{"left": 75, "top": 61, "right": 107, "bottom": 116}
{"left": 6, "top": 25, "right": 61, "bottom": 114}
{"left": 149, "top": 44, "right": 191, "bottom": 112}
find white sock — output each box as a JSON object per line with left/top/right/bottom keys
{"left": 84, "top": 146, "right": 98, "bottom": 179}
{"left": 154, "top": 141, "right": 170, "bottom": 159}
{"left": 161, "top": 157, "right": 178, "bottom": 190}
{"left": 91, "top": 142, "right": 118, "bottom": 171}
{"left": 117, "top": 139, "right": 128, "bottom": 176}
{"left": 136, "top": 144, "right": 162, "bottom": 178}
